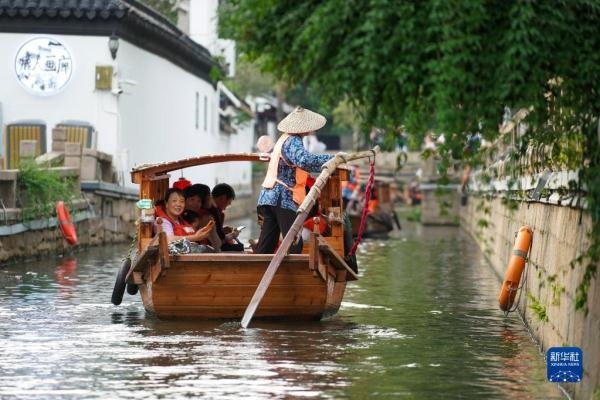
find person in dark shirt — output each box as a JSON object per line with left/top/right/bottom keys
{"left": 210, "top": 183, "right": 244, "bottom": 252}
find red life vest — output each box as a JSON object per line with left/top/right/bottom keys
{"left": 303, "top": 215, "right": 327, "bottom": 234}
{"left": 155, "top": 206, "right": 195, "bottom": 236}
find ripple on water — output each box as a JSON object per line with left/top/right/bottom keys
{"left": 0, "top": 231, "right": 564, "bottom": 400}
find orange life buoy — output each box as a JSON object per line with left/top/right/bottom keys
{"left": 498, "top": 226, "right": 532, "bottom": 311}
{"left": 56, "top": 201, "right": 78, "bottom": 245}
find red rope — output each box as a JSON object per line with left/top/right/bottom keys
{"left": 348, "top": 158, "right": 376, "bottom": 257}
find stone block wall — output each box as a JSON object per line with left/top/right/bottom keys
{"left": 0, "top": 195, "right": 136, "bottom": 265}
{"left": 460, "top": 197, "right": 599, "bottom": 399}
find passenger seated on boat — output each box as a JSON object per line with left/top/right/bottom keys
{"left": 154, "top": 188, "right": 214, "bottom": 242}
{"left": 347, "top": 184, "right": 378, "bottom": 215}
{"left": 182, "top": 210, "right": 201, "bottom": 231}
{"left": 368, "top": 187, "right": 379, "bottom": 213}
{"left": 183, "top": 184, "right": 222, "bottom": 250}
{"left": 346, "top": 184, "right": 364, "bottom": 215}
{"left": 341, "top": 165, "right": 360, "bottom": 209}
{"left": 209, "top": 183, "right": 244, "bottom": 252}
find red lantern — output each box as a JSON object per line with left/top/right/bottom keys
{"left": 173, "top": 177, "right": 191, "bottom": 190}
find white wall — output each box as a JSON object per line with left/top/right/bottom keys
{"left": 0, "top": 32, "right": 253, "bottom": 192}
{"left": 0, "top": 33, "right": 119, "bottom": 157}
{"left": 115, "top": 40, "right": 219, "bottom": 187}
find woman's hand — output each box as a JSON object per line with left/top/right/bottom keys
{"left": 190, "top": 219, "right": 215, "bottom": 242}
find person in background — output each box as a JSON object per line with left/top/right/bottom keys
{"left": 210, "top": 183, "right": 244, "bottom": 252}
{"left": 154, "top": 188, "right": 214, "bottom": 242}
{"left": 184, "top": 184, "right": 222, "bottom": 250}
{"left": 256, "top": 106, "right": 335, "bottom": 254}
{"left": 182, "top": 210, "right": 201, "bottom": 231}
{"left": 342, "top": 164, "right": 360, "bottom": 209}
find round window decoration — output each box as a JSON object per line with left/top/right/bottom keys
{"left": 15, "top": 37, "right": 73, "bottom": 96}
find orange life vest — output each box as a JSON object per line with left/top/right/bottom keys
{"left": 368, "top": 199, "right": 379, "bottom": 214}
{"left": 155, "top": 206, "right": 195, "bottom": 236}
{"left": 262, "top": 133, "right": 309, "bottom": 205}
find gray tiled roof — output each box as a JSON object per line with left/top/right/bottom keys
{"left": 0, "top": 0, "right": 127, "bottom": 18}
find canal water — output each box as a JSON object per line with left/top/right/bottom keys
{"left": 0, "top": 218, "right": 564, "bottom": 399}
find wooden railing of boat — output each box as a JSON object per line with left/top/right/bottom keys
{"left": 130, "top": 152, "right": 349, "bottom": 254}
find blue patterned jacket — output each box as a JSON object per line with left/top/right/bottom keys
{"left": 257, "top": 135, "right": 333, "bottom": 212}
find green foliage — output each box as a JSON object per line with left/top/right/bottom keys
{"left": 219, "top": 1, "right": 599, "bottom": 137}
{"left": 527, "top": 293, "right": 549, "bottom": 322}
{"left": 219, "top": 0, "right": 600, "bottom": 309}
{"left": 225, "top": 57, "right": 276, "bottom": 97}
{"left": 406, "top": 207, "right": 421, "bottom": 222}
{"left": 18, "top": 161, "right": 77, "bottom": 221}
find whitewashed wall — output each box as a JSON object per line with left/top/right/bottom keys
{"left": 0, "top": 32, "right": 253, "bottom": 192}
{"left": 0, "top": 33, "right": 116, "bottom": 153}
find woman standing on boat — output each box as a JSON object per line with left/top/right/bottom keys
{"left": 256, "top": 107, "right": 334, "bottom": 254}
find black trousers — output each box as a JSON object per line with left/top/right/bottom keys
{"left": 256, "top": 205, "right": 302, "bottom": 254}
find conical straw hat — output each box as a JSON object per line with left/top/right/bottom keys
{"left": 277, "top": 106, "right": 326, "bottom": 134}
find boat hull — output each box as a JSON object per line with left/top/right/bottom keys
{"left": 349, "top": 212, "right": 394, "bottom": 238}
{"left": 137, "top": 254, "right": 347, "bottom": 320}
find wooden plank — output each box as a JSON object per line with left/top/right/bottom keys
{"left": 308, "top": 232, "right": 319, "bottom": 274}
{"left": 324, "top": 281, "right": 347, "bottom": 317}
{"left": 318, "top": 237, "right": 359, "bottom": 280}
{"left": 130, "top": 235, "right": 159, "bottom": 273}
{"left": 324, "top": 236, "right": 344, "bottom": 255}
{"left": 153, "top": 288, "right": 326, "bottom": 307}
{"left": 154, "top": 271, "right": 323, "bottom": 286}
{"left": 158, "top": 231, "right": 170, "bottom": 278}
{"left": 131, "top": 153, "right": 269, "bottom": 182}
{"left": 171, "top": 260, "right": 311, "bottom": 274}
{"left": 173, "top": 254, "right": 309, "bottom": 263}
{"left": 153, "top": 305, "right": 325, "bottom": 319}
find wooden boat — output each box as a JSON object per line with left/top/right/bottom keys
{"left": 348, "top": 179, "right": 400, "bottom": 238}
{"left": 113, "top": 153, "right": 358, "bottom": 320}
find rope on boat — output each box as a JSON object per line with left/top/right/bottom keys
{"left": 348, "top": 157, "right": 376, "bottom": 257}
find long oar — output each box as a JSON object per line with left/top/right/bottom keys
{"left": 241, "top": 146, "right": 379, "bottom": 328}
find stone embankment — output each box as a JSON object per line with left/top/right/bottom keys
{"left": 0, "top": 129, "right": 138, "bottom": 264}
{"left": 456, "top": 139, "right": 599, "bottom": 399}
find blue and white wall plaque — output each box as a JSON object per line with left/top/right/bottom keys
{"left": 547, "top": 347, "right": 583, "bottom": 383}
{"left": 14, "top": 37, "right": 73, "bottom": 96}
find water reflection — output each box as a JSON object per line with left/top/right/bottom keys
{"left": 0, "top": 219, "right": 563, "bottom": 399}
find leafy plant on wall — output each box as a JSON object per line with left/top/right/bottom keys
{"left": 18, "top": 161, "right": 77, "bottom": 222}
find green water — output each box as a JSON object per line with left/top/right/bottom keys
{"left": 0, "top": 218, "right": 563, "bottom": 399}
